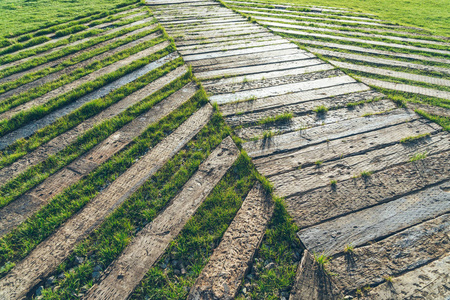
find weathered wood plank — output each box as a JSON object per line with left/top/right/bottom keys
{"left": 84, "top": 136, "right": 239, "bottom": 300}
{"left": 243, "top": 108, "right": 418, "bottom": 159}
{"left": 236, "top": 99, "right": 396, "bottom": 140}
{"left": 270, "top": 130, "right": 448, "bottom": 197}
{"left": 285, "top": 149, "right": 450, "bottom": 229}
{"left": 289, "top": 250, "right": 341, "bottom": 300}
{"left": 298, "top": 181, "right": 450, "bottom": 255}
{"left": 0, "top": 105, "right": 212, "bottom": 299}
{"left": 365, "top": 255, "right": 450, "bottom": 300}
{"left": 0, "top": 80, "right": 196, "bottom": 238}
{"left": 327, "top": 214, "right": 450, "bottom": 293}
{"left": 220, "top": 83, "right": 370, "bottom": 120}
{"left": 196, "top": 58, "right": 326, "bottom": 80}
{"left": 188, "top": 183, "right": 273, "bottom": 300}
{"left": 330, "top": 60, "right": 450, "bottom": 87}
{"left": 253, "top": 117, "right": 439, "bottom": 177}
{"left": 289, "top": 38, "right": 450, "bottom": 64}
{"left": 357, "top": 76, "right": 450, "bottom": 100}
{"left": 210, "top": 76, "right": 356, "bottom": 105}
{"left": 311, "top": 48, "right": 450, "bottom": 75}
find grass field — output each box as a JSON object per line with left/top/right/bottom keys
{"left": 249, "top": 0, "right": 449, "bottom": 37}
{"left": 0, "top": 0, "right": 139, "bottom": 36}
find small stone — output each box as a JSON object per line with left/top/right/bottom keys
{"left": 93, "top": 265, "right": 102, "bottom": 272}
{"left": 173, "top": 269, "right": 181, "bottom": 275}
{"left": 160, "top": 262, "right": 167, "bottom": 269}
{"left": 281, "top": 297, "right": 286, "bottom": 300}
{"left": 45, "top": 276, "right": 55, "bottom": 287}
{"left": 80, "top": 285, "right": 89, "bottom": 293}
{"left": 74, "top": 256, "right": 84, "bottom": 265}
{"left": 92, "top": 271, "right": 101, "bottom": 279}
{"left": 343, "top": 296, "right": 354, "bottom": 299}
{"left": 242, "top": 287, "right": 247, "bottom": 294}
{"left": 264, "top": 262, "right": 276, "bottom": 270}
{"left": 57, "top": 273, "right": 66, "bottom": 280}
{"left": 181, "top": 267, "right": 186, "bottom": 275}
{"left": 36, "top": 286, "right": 44, "bottom": 297}
{"left": 171, "top": 260, "right": 178, "bottom": 266}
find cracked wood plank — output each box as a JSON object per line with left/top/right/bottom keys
{"left": 327, "top": 213, "right": 450, "bottom": 293}
{"left": 188, "top": 183, "right": 273, "bottom": 300}
{"left": 298, "top": 181, "right": 450, "bottom": 255}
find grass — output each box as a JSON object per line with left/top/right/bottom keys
{"left": 359, "top": 170, "right": 373, "bottom": 178}
{"left": 399, "top": 132, "right": 431, "bottom": 143}
{"left": 409, "top": 152, "right": 427, "bottom": 162}
{"left": 0, "top": 82, "right": 207, "bottom": 276}
{"left": 415, "top": 109, "right": 450, "bottom": 131}
{"left": 313, "top": 105, "right": 328, "bottom": 114}
{"left": 343, "top": 244, "right": 354, "bottom": 253}
{"left": 330, "top": 179, "right": 337, "bottom": 186}
{"left": 38, "top": 106, "right": 242, "bottom": 299}
{"left": 262, "top": 130, "right": 275, "bottom": 139}
{"left": 241, "top": 0, "right": 450, "bottom": 37}
{"left": 257, "top": 112, "right": 293, "bottom": 125}
{"left": 0, "top": 59, "right": 186, "bottom": 209}
{"left": 315, "top": 160, "right": 323, "bottom": 166}
{"left": 313, "top": 252, "right": 331, "bottom": 268}
{"left": 0, "top": 0, "right": 140, "bottom": 37}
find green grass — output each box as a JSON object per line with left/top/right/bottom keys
{"left": 415, "top": 109, "right": 450, "bottom": 131}
{"left": 238, "top": 0, "right": 450, "bottom": 37}
{"left": 399, "top": 132, "right": 431, "bottom": 143}
{"left": 38, "top": 107, "right": 241, "bottom": 299}
{"left": 409, "top": 152, "right": 427, "bottom": 162}
{"left": 313, "top": 105, "right": 328, "bottom": 113}
{"left": 0, "top": 83, "right": 207, "bottom": 276}
{"left": 257, "top": 112, "right": 293, "bottom": 125}
{"left": 0, "top": 0, "right": 140, "bottom": 38}
{"left": 0, "top": 58, "right": 186, "bottom": 209}
{"left": 241, "top": 198, "right": 302, "bottom": 299}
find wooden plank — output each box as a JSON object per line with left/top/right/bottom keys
{"left": 270, "top": 129, "right": 448, "bottom": 197}
{"left": 221, "top": 83, "right": 370, "bottom": 119}
{"left": 196, "top": 58, "right": 326, "bottom": 80}
{"left": 289, "top": 38, "right": 450, "bottom": 64}
{"left": 188, "top": 183, "right": 273, "bottom": 300}
{"left": 310, "top": 48, "right": 450, "bottom": 75}
{"left": 366, "top": 255, "right": 450, "bottom": 300}
{"left": 179, "top": 39, "right": 287, "bottom": 56}
{"left": 327, "top": 214, "right": 450, "bottom": 293}
{"left": 289, "top": 250, "right": 341, "bottom": 300}
{"left": 298, "top": 181, "right": 450, "bottom": 255}
{"left": 0, "top": 104, "right": 213, "bottom": 299}
{"left": 236, "top": 99, "right": 396, "bottom": 140}
{"left": 253, "top": 117, "right": 439, "bottom": 177}
{"left": 205, "top": 68, "right": 340, "bottom": 96}
{"left": 84, "top": 136, "right": 239, "bottom": 300}
{"left": 210, "top": 76, "right": 356, "bottom": 105}
{"left": 0, "top": 52, "right": 179, "bottom": 150}
{"left": 183, "top": 43, "right": 297, "bottom": 62}
{"left": 0, "top": 79, "right": 196, "bottom": 238}
{"left": 243, "top": 108, "right": 418, "bottom": 159}
{"left": 357, "top": 76, "right": 450, "bottom": 100}
{"left": 330, "top": 60, "right": 450, "bottom": 87}
{"left": 285, "top": 149, "right": 450, "bottom": 229}
{"left": 0, "top": 66, "right": 190, "bottom": 187}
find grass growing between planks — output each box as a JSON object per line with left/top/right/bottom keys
{"left": 237, "top": 198, "right": 302, "bottom": 299}
{"left": 0, "top": 43, "right": 176, "bottom": 138}
{"left": 415, "top": 110, "right": 450, "bottom": 131}
{"left": 0, "top": 82, "right": 208, "bottom": 277}
{"left": 38, "top": 110, "right": 249, "bottom": 299}
{"left": 0, "top": 26, "right": 161, "bottom": 95}
{"left": 0, "top": 0, "right": 140, "bottom": 39}
{"left": 0, "top": 28, "right": 163, "bottom": 108}
{"left": 0, "top": 58, "right": 186, "bottom": 209}
{"left": 130, "top": 153, "right": 257, "bottom": 300}
{"left": 0, "top": 19, "right": 157, "bottom": 80}
{"left": 235, "top": 0, "right": 450, "bottom": 37}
